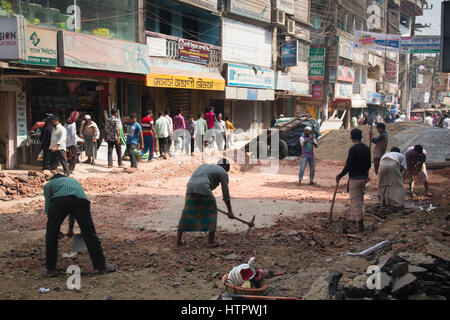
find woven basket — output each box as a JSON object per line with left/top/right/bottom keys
{"left": 222, "top": 274, "right": 268, "bottom": 296}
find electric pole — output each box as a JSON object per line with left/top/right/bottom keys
{"left": 406, "top": 0, "right": 417, "bottom": 120}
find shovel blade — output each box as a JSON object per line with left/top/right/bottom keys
{"left": 71, "top": 234, "right": 87, "bottom": 253}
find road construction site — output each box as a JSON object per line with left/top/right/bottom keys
{"left": 0, "top": 122, "right": 449, "bottom": 300}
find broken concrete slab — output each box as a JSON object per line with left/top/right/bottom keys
{"left": 304, "top": 271, "right": 343, "bottom": 300}
{"left": 425, "top": 236, "right": 450, "bottom": 262}
{"left": 398, "top": 253, "right": 435, "bottom": 267}
{"left": 392, "top": 273, "right": 417, "bottom": 298}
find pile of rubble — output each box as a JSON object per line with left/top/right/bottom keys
{"left": 0, "top": 171, "right": 50, "bottom": 201}
{"left": 304, "top": 237, "right": 450, "bottom": 300}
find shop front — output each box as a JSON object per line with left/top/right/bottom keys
{"left": 225, "top": 63, "right": 275, "bottom": 131}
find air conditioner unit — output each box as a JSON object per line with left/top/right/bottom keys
{"left": 272, "top": 9, "right": 285, "bottom": 27}
{"left": 286, "top": 18, "right": 295, "bottom": 35}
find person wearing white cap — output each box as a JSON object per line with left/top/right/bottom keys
{"left": 80, "top": 115, "right": 100, "bottom": 165}
{"left": 298, "top": 126, "right": 318, "bottom": 185}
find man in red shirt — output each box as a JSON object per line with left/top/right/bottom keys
{"left": 205, "top": 107, "right": 216, "bottom": 147}
{"left": 140, "top": 110, "right": 156, "bottom": 161}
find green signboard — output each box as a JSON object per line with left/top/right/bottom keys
{"left": 309, "top": 48, "right": 325, "bottom": 81}
{"left": 20, "top": 26, "right": 58, "bottom": 66}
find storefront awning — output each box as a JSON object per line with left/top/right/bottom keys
{"left": 146, "top": 67, "right": 225, "bottom": 91}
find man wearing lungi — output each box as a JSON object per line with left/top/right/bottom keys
{"left": 336, "top": 129, "right": 371, "bottom": 233}
{"left": 177, "top": 159, "right": 234, "bottom": 247}
{"left": 80, "top": 115, "right": 100, "bottom": 165}
{"left": 378, "top": 147, "right": 406, "bottom": 208}
{"left": 404, "top": 145, "right": 431, "bottom": 196}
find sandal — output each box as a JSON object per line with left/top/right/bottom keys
{"left": 45, "top": 269, "right": 59, "bottom": 278}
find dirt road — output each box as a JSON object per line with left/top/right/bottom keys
{"left": 0, "top": 156, "right": 448, "bottom": 300}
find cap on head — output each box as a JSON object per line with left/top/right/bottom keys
{"left": 304, "top": 126, "right": 312, "bottom": 132}
{"left": 84, "top": 115, "right": 91, "bottom": 120}
{"left": 350, "top": 128, "right": 362, "bottom": 140}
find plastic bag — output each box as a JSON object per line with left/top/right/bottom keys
{"left": 227, "top": 257, "right": 256, "bottom": 287}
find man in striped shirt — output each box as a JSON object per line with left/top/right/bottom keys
{"left": 196, "top": 113, "right": 207, "bottom": 153}
{"left": 43, "top": 174, "right": 115, "bottom": 276}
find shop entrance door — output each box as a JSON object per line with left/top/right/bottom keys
{"left": 0, "top": 92, "right": 16, "bottom": 169}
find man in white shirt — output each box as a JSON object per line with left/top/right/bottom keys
{"left": 214, "top": 113, "right": 226, "bottom": 151}
{"left": 443, "top": 114, "right": 450, "bottom": 129}
{"left": 49, "top": 117, "right": 70, "bottom": 176}
{"left": 155, "top": 112, "right": 171, "bottom": 159}
{"left": 164, "top": 109, "right": 173, "bottom": 156}
{"left": 378, "top": 147, "right": 406, "bottom": 208}
{"left": 424, "top": 112, "right": 433, "bottom": 126}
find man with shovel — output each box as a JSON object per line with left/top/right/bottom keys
{"left": 336, "top": 129, "right": 371, "bottom": 233}
{"left": 43, "top": 174, "right": 115, "bottom": 277}
{"left": 177, "top": 159, "right": 234, "bottom": 248}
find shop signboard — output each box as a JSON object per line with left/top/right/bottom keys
{"left": 312, "top": 84, "right": 322, "bottom": 99}
{"left": 146, "top": 73, "right": 225, "bottom": 91}
{"left": 274, "top": 71, "right": 292, "bottom": 90}
{"left": 222, "top": 17, "right": 272, "bottom": 67}
{"left": 147, "top": 36, "right": 167, "bottom": 57}
{"left": 281, "top": 40, "right": 298, "bottom": 67}
{"left": 59, "top": 31, "right": 150, "bottom": 74}
{"left": 400, "top": 36, "right": 440, "bottom": 54}
{"left": 386, "top": 59, "right": 397, "bottom": 82}
{"left": 20, "top": 26, "right": 57, "bottom": 66}
{"left": 178, "top": 38, "right": 210, "bottom": 65}
{"left": 338, "top": 30, "right": 354, "bottom": 61}
{"left": 337, "top": 65, "right": 355, "bottom": 82}
{"left": 291, "top": 81, "right": 309, "bottom": 95}
{"left": 354, "top": 30, "right": 401, "bottom": 53}
{"left": 367, "top": 91, "right": 383, "bottom": 105}
{"left": 227, "top": 63, "right": 274, "bottom": 89}
{"left": 308, "top": 47, "right": 325, "bottom": 80}
{"left": 335, "top": 82, "right": 352, "bottom": 99}
{"left": 178, "top": 0, "right": 218, "bottom": 12}
{"left": 274, "top": 0, "right": 295, "bottom": 15}
{"left": 0, "top": 16, "right": 27, "bottom": 60}
{"left": 227, "top": 0, "right": 271, "bottom": 23}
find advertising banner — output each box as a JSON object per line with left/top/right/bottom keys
{"left": 338, "top": 30, "right": 353, "bottom": 60}
{"left": 178, "top": 39, "right": 210, "bottom": 65}
{"left": 308, "top": 48, "right": 325, "bottom": 80}
{"left": 178, "top": 0, "right": 218, "bottom": 12}
{"left": 386, "top": 59, "right": 397, "bottom": 82}
{"left": 59, "top": 31, "right": 150, "bottom": 74}
{"left": 0, "top": 17, "right": 27, "bottom": 60}
{"left": 337, "top": 65, "right": 355, "bottom": 82}
{"left": 400, "top": 36, "right": 440, "bottom": 54}
{"left": 228, "top": 0, "right": 271, "bottom": 23}
{"left": 335, "top": 82, "right": 352, "bottom": 99}
{"left": 147, "top": 37, "right": 167, "bottom": 57}
{"left": 281, "top": 40, "right": 298, "bottom": 67}
{"left": 312, "top": 84, "right": 322, "bottom": 99}
{"left": 227, "top": 63, "right": 274, "bottom": 89}
{"left": 354, "top": 30, "right": 401, "bottom": 53}
{"left": 146, "top": 73, "right": 224, "bottom": 90}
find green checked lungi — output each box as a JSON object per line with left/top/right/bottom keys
{"left": 178, "top": 193, "right": 217, "bottom": 232}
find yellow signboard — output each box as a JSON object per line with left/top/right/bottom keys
{"left": 146, "top": 74, "right": 225, "bottom": 91}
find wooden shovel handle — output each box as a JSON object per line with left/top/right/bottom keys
{"left": 329, "top": 183, "right": 339, "bottom": 221}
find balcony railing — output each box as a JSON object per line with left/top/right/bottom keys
{"left": 146, "top": 31, "right": 221, "bottom": 67}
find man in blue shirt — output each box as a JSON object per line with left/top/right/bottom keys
{"left": 125, "top": 114, "right": 143, "bottom": 168}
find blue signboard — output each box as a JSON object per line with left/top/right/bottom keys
{"left": 281, "top": 40, "right": 297, "bottom": 67}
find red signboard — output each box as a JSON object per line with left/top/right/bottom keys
{"left": 178, "top": 39, "right": 211, "bottom": 65}
{"left": 337, "top": 65, "right": 355, "bottom": 83}
{"left": 312, "top": 84, "right": 322, "bottom": 99}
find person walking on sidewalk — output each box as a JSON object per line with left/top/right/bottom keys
{"left": 370, "top": 122, "right": 388, "bottom": 175}
{"left": 43, "top": 174, "right": 116, "bottom": 277}
{"left": 173, "top": 108, "right": 186, "bottom": 153}
{"left": 64, "top": 111, "right": 83, "bottom": 173}
{"left": 80, "top": 115, "right": 100, "bottom": 165}
{"left": 105, "top": 109, "right": 123, "bottom": 168}
{"left": 196, "top": 113, "right": 207, "bottom": 153}
{"left": 336, "top": 129, "right": 371, "bottom": 233}
{"left": 225, "top": 117, "right": 236, "bottom": 149}
{"left": 164, "top": 109, "right": 173, "bottom": 156}
{"left": 49, "top": 117, "right": 70, "bottom": 176}
{"left": 214, "top": 113, "right": 226, "bottom": 151}
{"left": 205, "top": 107, "right": 216, "bottom": 147}
{"left": 140, "top": 109, "right": 156, "bottom": 162}
{"left": 155, "top": 112, "right": 171, "bottom": 159}
{"left": 124, "top": 114, "right": 143, "bottom": 168}
{"left": 297, "top": 126, "right": 318, "bottom": 185}
{"left": 40, "top": 113, "right": 54, "bottom": 171}
{"left": 185, "top": 114, "right": 197, "bottom": 156}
